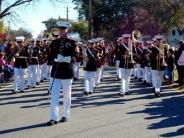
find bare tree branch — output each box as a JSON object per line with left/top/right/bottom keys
{"left": 0, "top": 0, "right": 35, "bottom": 19}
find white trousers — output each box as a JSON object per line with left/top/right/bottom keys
{"left": 120, "top": 68, "right": 132, "bottom": 93}
{"left": 27, "top": 65, "right": 37, "bottom": 87}
{"left": 151, "top": 70, "right": 164, "bottom": 92}
{"left": 115, "top": 60, "right": 121, "bottom": 78}
{"left": 133, "top": 65, "right": 137, "bottom": 77}
{"left": 142, "top": 68, "right": 146, "bottom": 81}
{"left": 95, "top": 67, "right": 103, "bottom": 86}
{"left": 101, "top": 65, "right": 104, "bottom": 80}
{"left": 50, "top": 78, "right": 73, "bottom": 121}
{"left": 46, "top": 65, "right": 52, "bottom": 80}
{"left": 41, "top": 63, "right": 47, "bottom": 80}
{"left": 84, "top": 71, "right": 96, "bottom": 93}
{"left": 145, "top": 67, "right": 152, "bottom": 84}
{"left": 73, "top": 62, "right": 81, "bottom": 79}
{"left": 13, "top": 68, "right": 26, "bottom": 91}
{"left": 36, "top": 65, "right": 41, "bottom": 82}
{"left": 136, "top": 64, "right": 142, "bottom": 79}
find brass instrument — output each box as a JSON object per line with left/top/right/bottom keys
{"left": 156, "top": 40, "right": 167, "bottom": 70}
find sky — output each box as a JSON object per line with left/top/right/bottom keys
{"left": 4, "top": 0, "right": 78, "bottom": 38}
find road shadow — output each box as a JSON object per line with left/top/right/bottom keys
{"left": 0, "top": 123, "right": 47, "bottom": 135}
{"left": 127, "top": 94, "right": 184, "bottom": 137}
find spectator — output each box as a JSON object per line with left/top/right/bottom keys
{"left": 0, "top": 40, "right": 8, "bottom": 53}
{"left": 167, "top": 48, "right": 175, "bottom": 84}
{"left": 175, "top": 41, "right": 184, "bottom": 87}
{"left": 0, "top": 52, "right": 5, "bottom": 82}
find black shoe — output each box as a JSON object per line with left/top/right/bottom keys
{"left": 60, "top": 117, "right": 68, "bottom": 123}
{"left": 146, "top": 83, "right": 151, "bottom": 87}
{"left": 20, "top": 90, "right": 24, "bottom": 93}
{"left": 143, "top": 81, "right": 147, "bottom": 85}
{"left": 135, "top": 77, "right": 138, "bottom": 79}
{"left": 84, "top": 91, "right": 88, "bottom": 96}
{"left": 12, "top": 90, "right": 18, "bottom": 94}
{"left": 41, "top": 80, "right": 44, "bottom": 82}
{"left": 119, "top": 92, "right": 125, "bottom": 97}
{"left": 101, "top": 78, "right": 103, "bottom": 81}
{"left": 89, "top": 92, "right": 92, "bottom": 94}
{"left": 117, "top": 78, "right": 121, "bottom": 81}
{"left": 138, "top": 78, "right": 142, "bottom": 82}
{"left": 154, "top": 91, "right": 161, "bottom": 97}
{"left": 25, "top": 85, "right": 31, "bottom": 90}
{"left": 32, "top": 86, "right": 36, "bottom": 88}
{"left": 36, "top": 82, "right": 39, "bottom": 85}
{"left": 47, "top": 120, "right": 58, "bottom": 126}
{"left": 74, "top": 78, "right": 78, "bottom": 81}
{"left": 125, "top": 92, "right": 130, "bottom": 95}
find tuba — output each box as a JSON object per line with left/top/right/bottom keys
{"left": 132, "top": 30, "right": 142, "bottom": 43}
{"left": 156, "top": 40, "right": 167, "bottom": 70}
{"left": 130, "top": 30, "right": 142, "bottom": 63}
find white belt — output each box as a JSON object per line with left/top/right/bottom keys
{"left": 54, "top": 54, "right": 71, "bottom": 63}
{"left": 17, "top": 56, "right": 27, "bottom": 59}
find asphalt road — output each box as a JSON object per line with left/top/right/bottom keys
{"left": 0, "top": 66, "right": 184, "bottom": 138}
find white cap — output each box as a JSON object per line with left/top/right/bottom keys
{"left": 147, "top": 41, "right": 152, "bottom": 44}
{"left": 42, "top": 37, "right": 48, "bottom": 41}
{"left": 96, "top": 37, "right": 104, "bottom": 42}
{"left": 36, "top": 38, "right": 41, "bottom": 42}
{"left": 31, "top": 38, "right": 35, "bottom": 42}
{"left": 78, "top": 42, "right": 83, "bottom": 45}
{"left": 16, "top": 36, "right": 25, "bottom": 42}
{"left": 56, "top": 21, "right": 71, "bottom": 28}
{"left": 137, "top": 40, "right": 143, "bottom": 44}
{"left": 122, "top": 34, "right": 131, "bottom": 38}
{"left": 154, "top": 35, "right": 164, "bottom": 40}
{"left": 88, "top": 39, "right": 95, "bottom": 44}
{"left": 152, "top": 37, "right": 156, "bottom": 41}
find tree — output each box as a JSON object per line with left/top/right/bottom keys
{"left": 42, "top": 17, "right": 88, "bottom": 40}
{"left": 0, "top": 0, "right": 66, "bottom": 19}
{"left": 9, "top": 28, "right": 33, "bottom": 40}
{"left": 73, "top": 0, "right": 184, "bottom": 39}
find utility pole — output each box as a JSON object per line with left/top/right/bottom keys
{"left": 67, "top": 5, "right": 69, "bottom": 20}
{"left": 88, "top": 0, "right": 92, "bottom": 39}
{"left": 7, "top": 20, "right": 10, "bottom": 42}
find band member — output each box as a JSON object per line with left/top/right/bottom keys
{"left": 150, "top": 35, "right": 167, "bottom": 97}
{"left": 47, "top": 32, "right": 59, "bottom": 93}
{"left": 73, "top": 41, "right": 83, "bottom": 81}
{"left": 135, "top": 40, "right": 143, "bottom": 81}
{"left": 114, "top": 37, "right": 122, "bottom": 81}
{"left": 34, "top": 38, "right": 42, "bottom": 85}
{"left": 143, "top": 41, "right": 153, "bottom": 86}
{"left": 83, "top": 40, "right": 98, "bottom": 95}
{"left": 119, "top": 34, "right": 134, "bottom": 96}
{"left": 94, "top": 38, "right": 105, "bottom": 87}
{"left": 41, "top": 38, "right": 49, "bottom": 81}
{"left": 13, "top": 36, "right": 29, "bottom": 94}
{"left": 47, "top": 21, "right": 78, "bottom": 126}
{"left": 27, "top": 39, "right": 36, "bottom": 88}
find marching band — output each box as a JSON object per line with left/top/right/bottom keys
{"left": 1, "top": 20, "right": 183, "bottom": 126}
